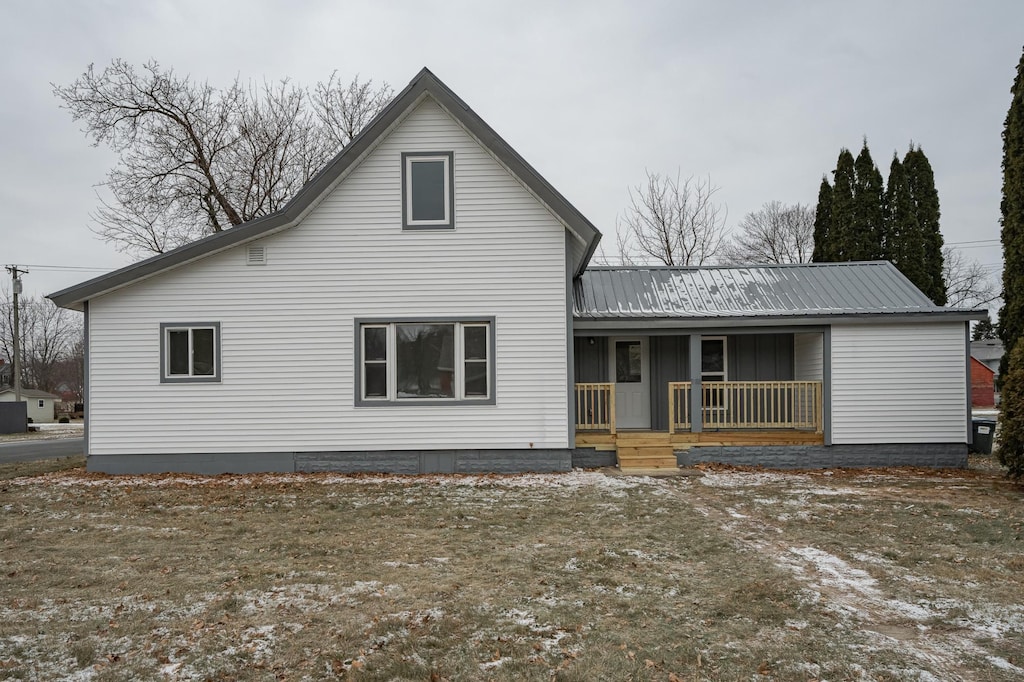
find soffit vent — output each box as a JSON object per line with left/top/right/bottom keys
{"left": 246, "top": 245, "right": 267, "bottom": 266}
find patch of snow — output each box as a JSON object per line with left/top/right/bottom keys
{"left": 987, "top": 655, "right": 1024, "bottom": 673}
{"left": 788, "top": 546, "right": 878, "bottom": 596}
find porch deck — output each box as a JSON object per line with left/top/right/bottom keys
{"left": 575, "top": 380, "right": 824, "bottom": 470}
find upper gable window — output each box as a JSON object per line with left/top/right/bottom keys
{"left": 402, "top": 152, "right": 453, "bottom": 230}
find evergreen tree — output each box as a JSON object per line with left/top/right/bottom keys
{"left": 904, "top": 145, "right": 947, "bottom": 304}
{"left": 853, "top": 142, "right": 885, "bottom": 260}
{"left": 830, "top": 149, "right": 857, "bottom": 261}
{"left": 971, "top": 314, "right": 997, "bottom": 341}
{"left": 885, "top": 154, "right": 928, "bottom": 288}
{"left": 811, "top": 177, "right": 833, "bottom": 261}
{"left": 996, "top": 341, "right": 1024, "bottom": 480}
{"left": 1000, "top": 47, "right": 1024, "bottom": 381}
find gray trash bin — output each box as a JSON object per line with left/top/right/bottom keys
{"left": 970, "top": 418, "right": 996, "bottom": 455}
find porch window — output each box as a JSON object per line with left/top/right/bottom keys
{"left": 357, "top": 319, "right": 494, "bottom": 405}
{"left": 402, "top": 152, "right": 454, "bottom": 229}
{"left": 615, "top": 340, "right": 642, "bottom": 383}
{"left": 160, "top": 323, "right": 221, "bottom": 383}
{"left": 701, "top": 336, "right": 727, "bottom": 410}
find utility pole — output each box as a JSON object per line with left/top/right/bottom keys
{"left": 5, "top": 265, "right": 27, "bottom": 405}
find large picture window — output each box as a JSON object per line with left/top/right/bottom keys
{"left": 357, "top": 319, "right": 494, "bottom": 405}
{"left": 402, "top": 152, "right": 454, "bottom": 229}
{"left": 160, "top": 323, "right": 221, "bottom": 383}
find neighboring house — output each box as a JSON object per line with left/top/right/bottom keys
{"left": 969, "top": 357, "right": 996, "bottom": 408}
{"left": 0, "top": 388, "right": 60, "bottom": 423}
{"left": 970, "top": 339, "right": 1003, "bottom": 376}
{"left": 49, "top": 68, "right": 985, "bottom": 475}
{"left": 0, "top": 359, "right": 11, "bottom": 388}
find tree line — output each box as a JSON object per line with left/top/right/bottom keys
{"left": 812, "top": 142, "right": 946, "bottom": 304}
{"left": 0, "top": 293, "right": 83, "bottom": 399}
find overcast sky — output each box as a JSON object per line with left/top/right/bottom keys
{"left": 1, "top": 0, "right": 1021, "bottom": 303}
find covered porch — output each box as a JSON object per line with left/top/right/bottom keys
{"left": 572, "top": 331, "right": 827, "bottom": 468}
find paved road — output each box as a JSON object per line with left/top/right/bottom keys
{"left": 0, "top": 438, "right": 84, "bottom": 464}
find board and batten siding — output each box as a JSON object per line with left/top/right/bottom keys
{"left": 830, "top": 322, "right": 967, "bottom": 444}
{"left": 86, "top": 98, "right": 570, "bottom": 456}
{"left": 793, "top": 332, "right": 823, "bottom": 382}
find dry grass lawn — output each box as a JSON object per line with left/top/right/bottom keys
{"left": 0, "top": 457, "right": 1022, "bottom": 681}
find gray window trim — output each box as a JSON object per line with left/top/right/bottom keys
{"left": 401, "top": 151, "right": 454, "bottom": 230}
{"left": 354, "top": 316, "right": 496, "bottom": 406}
{"left": 159, "top": 322, "right": 222, "bottom": 384}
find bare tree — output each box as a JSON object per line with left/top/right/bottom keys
{"left": 943, "top": 246, "right": 999, "bottom": 309}
{"left": 0, "top": 292, "right": 83, "bottom": 393}
{"left": 718, "top": 201, "right": 815, "bottom": 265}
{"left": 54, "top": 60, "right": 393, "bottom": 256}
{"left": 616, "top": 171, "right": 727, "bottom": 266}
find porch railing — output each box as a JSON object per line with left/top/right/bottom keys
{"left": 575, "top": 382, "right": 615, "bottom": 433}
{"left": 700, "top": 381, "right": 822, "bottom": 431}
{"left": 667, "top": 382, "right": 692, "bottom": 434}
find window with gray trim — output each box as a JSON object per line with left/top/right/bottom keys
{"left": 402, "top": 152, "right": 454, "bottom": 229}
{"left": 359, "top": 320, "right": 492, "bottom": 403}
{"left": 161, "top": 323, "right": 221, "bottom": 382}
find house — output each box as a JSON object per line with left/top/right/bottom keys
{"left": 0, "top": 388, "right": 60, "bottom": 423}
{"left": 970, "top": 339, "right": 1003, "bottom": 375}
{"left": 970, "top": 356, "right": 996, "bottom": 407}
{"left": 0, "top": 359, "right": 11, "bottom": 388}
{"left": 49, "top": 68, "right": 985, "bottom": 475}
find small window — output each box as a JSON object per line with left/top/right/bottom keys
{"left": 402, "top": 152, "right": 453, "bottom": 229}
{"left": 161, "top": 323, "right": 221, "bottom": 383}
{"left": 357, "top": 319, "right": 494, "bottom": 405}
{"left": 37, "top": 399, "right": 45, "bottom": 409}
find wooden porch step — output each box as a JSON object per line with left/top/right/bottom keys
{"left": 617, "top": 444, "right": 677, "bottom": 470}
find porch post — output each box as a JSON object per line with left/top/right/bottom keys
{"left": 689, "top": 333, "right": 702, "bottom": 433}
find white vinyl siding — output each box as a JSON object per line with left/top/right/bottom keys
{"left": 831, "top": 323, "right": 967, "bottom": 444}
{"left": 793, "top": 332, "right": 823, "bottom": 382}
{"left": 85, "top": 97, "right": 569, "bottom": 455}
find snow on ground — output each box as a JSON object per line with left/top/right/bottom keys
{"left": 0, "top": 422, "right": 83, "bottom": 442}
{"left": 15, "top": 468, "right": 661, "bottom": 491}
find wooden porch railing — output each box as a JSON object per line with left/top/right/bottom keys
{"left": 667, "top": 382, "right": 691, "bottom": 434}
{"left": 574, "top": 382, "right": 615, "bottom": 433}
{"left": 577, "top": 380, "right": 822, "bottom": 434}
{"left": 700, "top": 381, "right": 822, "bottom": 431}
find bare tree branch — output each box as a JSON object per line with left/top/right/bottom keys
{"left": 54, "top": 60, "right": 393, "bottom": 257}
{"left": 718, "top": 201, "right": 815, "bottom": 264}
{"left": 616, "top": 171, "right": 727, "bottom": 266}
{"left": 943, "top": 246, "right": 999, "bottom": 309}
{"left": 0, "top": 291, "right": 83, "bottom": 393}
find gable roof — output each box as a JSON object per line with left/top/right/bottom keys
{"left": 970, "top": 339, "right": 1003, "bottom": 364}
{"left": 0, "top": 388, "right": 60, "bottom": 400}
{"left": 49, "top": 68, "right": 602, "bottom": 311}
{"left": 574, "top": 261, "right": 985, "bottom": 323}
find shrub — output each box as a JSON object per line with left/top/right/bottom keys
{"left": 997, "top": 342, "right": 1024, "bottom": 480}
{"left": 58, "top": 416, "right": 70, "bottom": 424}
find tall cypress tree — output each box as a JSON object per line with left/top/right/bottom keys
{"left": 853, "top": 141, "right": 885, "bottom": 260}
{"left": 830, "top": 149, "right": 857, "bottom": 261}
{"left": 1000, "top": 47, "right": 1024, "bottom": 381}
{"left": 885, "top": 154, "right": 927, "bottom": 290}
{"left": 904, "top": 145, "right": 946, "bottom": 304}
{"left": 811, "top": 177, "right": 833, "bottom": 261}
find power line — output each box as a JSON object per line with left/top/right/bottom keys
{"left": 11, "top": 264, "right": 111, "bottom": 272}
{"left": 946, "top": 238, "right": 1000, "bottom": 246}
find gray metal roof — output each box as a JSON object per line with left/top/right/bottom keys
{"left": 50, "top": 67, "right": 602, "bottom": 311}
{"left": 574, "top": 262, "right": 982, "bottom": 321}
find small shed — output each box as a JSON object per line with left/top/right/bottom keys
{"left": 0, "top": 388, "right": 61, "bottom": 423}
{"left": 970, "top": 356, "right": 996, "bottom": 407}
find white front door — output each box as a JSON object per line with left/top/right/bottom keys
{"left": 610, "top": 337, "right": 650, "bottom": 429}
